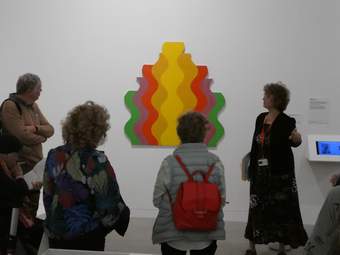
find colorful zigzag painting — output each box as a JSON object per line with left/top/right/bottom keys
{"left": 125, "top": 42, "right": 225, "bottom": 147}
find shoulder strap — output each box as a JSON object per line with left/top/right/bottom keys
{"left": 0, "top": 98, "right": 22, "bottom": 115}
{"left": 175, "top": 155, "right": 217, "bottom": 182}
{"left": 13, "top": 100, "right": 22, "bottom": 115}
{"left": 0, "top": 99, "right": 22, "bottom": 134}
{"left": 174, "top": 155, "right": 193, "bottom": 181}
{"left": 204, "top": 163, "right": 216, "bottom": 182}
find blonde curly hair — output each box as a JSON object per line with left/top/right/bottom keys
{"left": 62, "top": 101, "right": 110, "bottom": 149}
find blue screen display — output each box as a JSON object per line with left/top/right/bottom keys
{"left": 316, "top": 141, "right": 340, "bottom": 156}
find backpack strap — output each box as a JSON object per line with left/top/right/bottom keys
{"left": 204, "top": 163, "right": 216, "bottom": 182}
{"left": 175, "top": 155, "right": 217, "bottom": 182}
{"left": 13, "top": 100, "right": 22, "bottom": 115}
{"left": 174, "top": 155, "right": 193, "bottom": 181}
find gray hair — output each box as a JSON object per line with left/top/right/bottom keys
{"left": 16, "top": 73, "right": 41, "bottom": 94}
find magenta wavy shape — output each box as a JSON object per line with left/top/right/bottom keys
{"left": 200, "top": 78, "right": 217, "bottom": 144}
{"left": 200, "top": 78, "right": 214, "bottom": 115}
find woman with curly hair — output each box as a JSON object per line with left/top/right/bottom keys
{"left": 43, "top": 101, "right": 129, "bottom": 251}
{"left": 244, "top": 82, "right": 307, "bottom": 255}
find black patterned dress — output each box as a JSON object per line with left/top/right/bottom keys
{"left": 244, "top": 113, "right": 308, "bottom": 248}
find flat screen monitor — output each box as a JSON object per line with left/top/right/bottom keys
{"left": 316, "top": 141, "right": 340, "bottom": 156}
{"left": 308, "top": 135, "right": 340, "bottom": 162}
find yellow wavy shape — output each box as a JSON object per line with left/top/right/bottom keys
{"left": 158, "top": 42, "right": 185, "bottom": 145}
{"left": 177, "top": 53, "right": 198, "bottom": 111}
{"left": 151, "top": 54, "right": 168, "bottom": 143}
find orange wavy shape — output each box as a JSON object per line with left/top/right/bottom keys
{"left": 177, "top": 54, "right": 198, "bottom": 111}
{"left": 141, "top": 65, "right": 159, "bottom": 145}
{"left": 151, "top": 54, "right": 169, "bottom": 142}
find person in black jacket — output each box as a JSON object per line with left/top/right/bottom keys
{"left": 0, "top": 135, "right": 27, "bottom": 254}
{"left": 0, "top": 135, "right": 41, "bottom": 255}
{"left": 244, "top": 82, "right": 308, "bottom": 255}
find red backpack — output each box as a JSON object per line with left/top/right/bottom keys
{"left": 170, "top": 155, "right": 221, "bottom": 231}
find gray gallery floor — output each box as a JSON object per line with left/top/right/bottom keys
{"left": 105, "top": 218, "right": 312, "bottom": 255}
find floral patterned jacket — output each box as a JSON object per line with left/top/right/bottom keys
{"left": 43, "top": 144, "right": 124, "bottom": 240}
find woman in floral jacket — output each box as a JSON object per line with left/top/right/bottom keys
{"left": 43, "top": 101, "right": 128, "bottom": 251}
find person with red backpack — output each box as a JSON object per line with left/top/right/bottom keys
{"left": 152, "top": 111, "right": 226, "bottom": 255}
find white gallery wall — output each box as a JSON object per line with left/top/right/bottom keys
{"left": 1, "top": 0, "right": 339, "bottom": 224}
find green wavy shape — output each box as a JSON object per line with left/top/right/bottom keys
{"left": 208, "top": 92, "right": 225, "bottom": 147}
{"left": 124, "top": 91, "right": 140, "bottom": 145}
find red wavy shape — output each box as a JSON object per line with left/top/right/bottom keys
{"left": 141, "top": 65, "right": 158, "bottom": 145}
{"left": 192, "top": 66, "right": 208, "bottom": 111}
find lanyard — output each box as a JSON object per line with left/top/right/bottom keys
{"left": 258, "top": 124, "right": 271, "bottom": 161}
{"left": 259, "top": 126, "right": 265, "bottom": 146}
